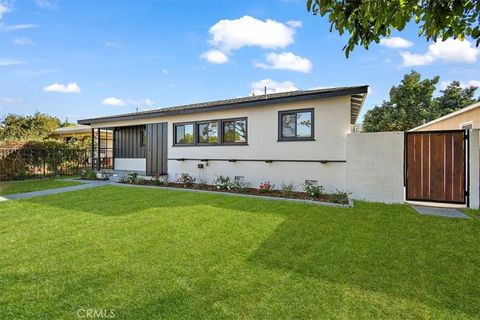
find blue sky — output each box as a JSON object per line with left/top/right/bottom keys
{"left": 0, "top": 0, "right": 479, "bottom": 123}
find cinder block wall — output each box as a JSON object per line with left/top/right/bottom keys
{"left": 346, "top": 132, "right": 405, "bottom": 203}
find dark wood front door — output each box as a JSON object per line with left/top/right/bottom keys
{"left": 405, "top": 130, "right": 467, "bottom": 204}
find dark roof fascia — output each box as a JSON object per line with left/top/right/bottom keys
{"left": 78, "top": 86, "right": 368, "bottom": 125}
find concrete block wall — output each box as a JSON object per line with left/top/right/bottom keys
{"left": 469, "top": 129, "right": 479, "bottom": 209}
{"left": 346, "top": 132, "right": 405, "bottom": 203}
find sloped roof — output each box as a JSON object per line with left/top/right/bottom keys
{"left": 53, "top": 124, "right": 90, "bottom": 134}
{"left": 78, "top": 85, "right": 368, "bottom": 125}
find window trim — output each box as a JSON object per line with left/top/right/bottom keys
{"left": 222, "top": 117, "right": 248, "bottom": 145}
{"left": 173, "top": 117, "right": 248, "bottom": 147}
{"left": 278, "top": 108, "right": 315, "bottom": 142}
{"left": 173, "top": 122, "right": 195, "bottom": 146}
{"left": 197, "top": 120, "right": 221, "bottom": 145}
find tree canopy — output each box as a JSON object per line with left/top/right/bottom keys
{"left": 307, "top": 0, "right": 480, "bottom": 57}
{"left": 362, "top": 71, "right": 479, "bottom": 132}
{"left": 0, "top": 112, "right": 62, "bottom": 142}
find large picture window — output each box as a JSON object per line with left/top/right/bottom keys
{"left": 197, "top": 121, "right": 219, "bottom": 144}
{"left": 173, "top": 118, "right": 247, "bottom": 146}
{"left": 278, "top": 108, "right": 314, "bottom": 141}
{"left": 223, "top": 119, "right": 247, "bottom": 144}
{"left": 174, "top": 123, "right": 194, "bottom": 145}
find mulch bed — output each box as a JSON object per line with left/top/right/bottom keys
{"left": 120, "top": 180, "right": 349, "bottom": 205}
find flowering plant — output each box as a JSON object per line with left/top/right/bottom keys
{"left": 258, "top": 180, "right": 274, "bottom": 193}
{"left": 177, "top": 174, "right": 196, "bottom": 187}
{"left": 213, "top": 175, "right": 233, "bottom": 190}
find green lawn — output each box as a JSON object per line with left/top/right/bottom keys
{"left": 0, "top": 178, "right": 83, "bottom": 196}
{"left": 0, "top": 186, "right": 478, "bottom": 319}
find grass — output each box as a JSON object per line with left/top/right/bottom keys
{"left": 0, "top": 185, "right": 479, "bottom": 319}
{"left": 0, "top": 178, "right": 83, "bottom": 196}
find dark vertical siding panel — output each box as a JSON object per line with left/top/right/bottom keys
{"left": 144, "top": 122, "right": 168, "bottom": 176}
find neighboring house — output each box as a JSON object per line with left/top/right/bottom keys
{"left": 411, "top": 101, "right": 480, "bottom": 131}
{"left": 78, "top": 86, "right": 368, "bottom": 191}
{"left": 51, "top": 125, "right": 92, "bottom": 143}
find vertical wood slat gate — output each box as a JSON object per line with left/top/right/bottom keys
{"left": 405, "top": 130, "right": 468, "bottom": 204}
{"left": 146, "top": 122, "right": 168, "bottom": 176}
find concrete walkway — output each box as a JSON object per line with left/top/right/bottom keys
{"left": 412, "top": 205, "right": 470, "bottom": 219}
{"left": 3, "top": 180, "right": 111, "bottom": 200}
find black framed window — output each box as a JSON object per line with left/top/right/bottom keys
{"left": 223, "top": 119, "right": 247, "bottom": 144}
{"left": 174, "top": 123, "right": 194, "bottom": 145}
{"left": 278, "top": 108, "right": 314, "bottom": 141}
{"left": 173, "top": 117, "right": 247, "bottom": 146}
{"left": 197, "top": 121, "right": 219, "bottom": 144}
{"left": 140, "top": 129, "right": 147, "bottom": 147}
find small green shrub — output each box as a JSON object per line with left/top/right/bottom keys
{"left": 177, "top": 174, "right": 196, "bottom": 188}
{"left": 213, "top": 175, "right": 233, "bottom": 190}
{"left": 330, "top": 190, "right": 350, "bottom": 204}
{"left": 303, "top": 182, "right": 324, "bottom": 198}
{"left": 233, "top": 177, "right": 250, "bottom": 193}
{"left": 126, "top": 172, "right": 138, "bottom": 184}
{"left": 280, "top": 181, "right": 296, "bottom": 197}
{"left": 152, "top": 174, "right": 168, "bottom": 186}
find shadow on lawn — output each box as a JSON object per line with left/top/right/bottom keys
{"left": 23, "top": 185, "right": 298, "bottom": 217}
{"left": 247, "top": 201, "right": 480, "bottom": 317}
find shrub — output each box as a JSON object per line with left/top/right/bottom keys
{"left": 126, "top": 172, "right": 139, "bottom": 184}
{"left": 258, "top": 180, "right": 274, "bottom": 193}
{"left": 280, "top": 181, "right": 296, "bottom": 197}
{"left": 97, "top": 169, "right": 112, "bottom": 180}
{"left": 330, "top": 189, "right": 350, "bottom": 204}
{"left": 233, "top": 177, "right": 250, "bottom": 193}
{"left": 213, "top": 175, "right": 233, "bottom": 190}
{"left": 303, "top": 182, "right": 324, "bottom": 198}
{"left": 152, "top": 174, "right": 168, "bottom": 186}
{"left": 80, "top": 169, "right": 95, "bottom": 180}
{"left": 177, "top": 173, "right": 196, "bottom": 188}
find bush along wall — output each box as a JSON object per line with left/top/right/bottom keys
{"left": 0, "top": 140, "right": 90, "bottom": 181}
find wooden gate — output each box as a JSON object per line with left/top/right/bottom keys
{"left": 405, "top": 130, "right": 468, "bottom": 204}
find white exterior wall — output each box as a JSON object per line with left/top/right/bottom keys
{"left": 93, "top": 96, "right": 352, "bottom": 192}
{"left": 346, "top": 132, "right": 405, "bottom": 203}
{"left": 114, "top": 158, "right": 146, "bottom": 172}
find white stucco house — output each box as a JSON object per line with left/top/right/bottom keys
{"left": 78, "top": 86, "right": 368, "bottom": 192}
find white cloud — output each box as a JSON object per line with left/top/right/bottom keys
{"left": 441, "top": 80, "right": 480, "bottom": 90}
{"left": 208, "top": 16, "right": 297, "bottom": 53}
{"left": 380, "top": 37, "right": 413, "bottom": 49}
{"left": 13, "top": 38, "right": 34, "bottom": 45}
{"left": 0, "top": 97, "right": 22, "bottom": 105}
{"left": 0, "top": 2, "right": 10, "bottom": 19}
{"left": 200, "top": 50, "right": 228, "bottom": 64}
{"left": 35, "top": 0, "right": 58, "bottom": 10}
{"left": 250, "top": 79, "right": 298, "bottom": 95}
{"left": 255, "top": 51, "right": 312, "bottom": 73}
{"left": 401, "top": 39, "right": 480, "bottom": 66}
{"left": 44, "top": 82, "right": 81, "bottom": 93}
{"left": 104, "top": 41, "right": 122, "bottom": 48}
{"left": 0, "top": 58, "right": 24, "bottom": 66}
{"left": 102, "top": 97, "right": 125, "bottom": 106}
{"left": 3, "top": 24, "right": 38, "bottom": 31}
{"left": 286, "top": 20, "right": 302, "bottom": 28}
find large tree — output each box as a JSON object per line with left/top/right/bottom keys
{"left": 307, "top": 0, "right": 480, "bottom": 57}
{"left": 0, "top": 112, "right": 62, "bottom": 142}
{"left": 362, "top": 71, "right": 478, "bottom": 132}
